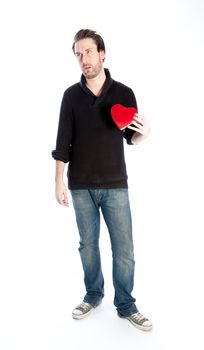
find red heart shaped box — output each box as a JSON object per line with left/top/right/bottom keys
{"left": 111, "top": 104, "right": 137, "bottom": 130}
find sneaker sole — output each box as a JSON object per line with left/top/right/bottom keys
{"left": 72, "top": 308, "right": 92, "bottom": 320}
{"left": 127, "top": 317, "right": 153, "bottom": 331}
{"left": 118, "top": 313, "right": 153, "bottom": 332}
{"left": 72, "top": 301, "right": 102, "bottom": 320}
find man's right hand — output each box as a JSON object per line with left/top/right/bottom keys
{"left": 55, "top": 180, "right": 69, "bottom": 206}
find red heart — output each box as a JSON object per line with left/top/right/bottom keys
{"left": 111, "top": 104, "right": 137, "bottom": 130}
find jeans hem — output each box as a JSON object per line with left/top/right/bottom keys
{"left": 83, "top": 296, "right": 104, "bottom": 307}
{"left": 117, "top": 305, "right": 138, "bottom": 317}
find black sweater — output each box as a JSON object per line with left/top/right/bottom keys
{"left": 52, "top": 69, "right": 137, "bottom": 189}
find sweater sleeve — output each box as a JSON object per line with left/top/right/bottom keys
{"left": 122, "top": 88, "right": 138, "bottom": 145}
{"left": 51, "top": 91, "right": 73, "bottom": 163}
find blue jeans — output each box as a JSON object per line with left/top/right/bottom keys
{"left": 70, "top": 189, "right": 138, "bottom": 316}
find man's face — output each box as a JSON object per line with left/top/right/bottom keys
{"left": 74, "top": 38, "right": 105, "bottom": 79}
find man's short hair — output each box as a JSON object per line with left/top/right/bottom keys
{"left": 72, "top": 29, "right": 106, "bottom": 54}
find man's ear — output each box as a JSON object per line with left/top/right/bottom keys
{"left": 100, "top": 50, "right": 106, "bottom": 62}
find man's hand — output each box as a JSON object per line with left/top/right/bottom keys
{"left": 128, "top": 113, "right": 150, "bottom": 144}
{"left": 55, "top": 179, "right": 69, "bottom": 206}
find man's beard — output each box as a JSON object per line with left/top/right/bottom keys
{"left": 83, "top": 60, "right": 103, "bottom": 79}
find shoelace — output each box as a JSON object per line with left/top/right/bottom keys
{"left": 130, "top": 312, "right": 148, "bottom": 324}
{"left": 76, "top": 302, "right": 92, "bottom": 312}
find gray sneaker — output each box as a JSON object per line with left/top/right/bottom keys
{"left": 118, "top": 311, "right": 153, "bottom": 331}
{"left": 72, "top": 301, "right": 101, "bottom": 320}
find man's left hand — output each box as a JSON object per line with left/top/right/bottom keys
{"left": 128, "top": 113, "right": 150, "bottom": 144}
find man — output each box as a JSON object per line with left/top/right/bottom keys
{"left": 52, "top": 29, "right": 152, "bottom": 331}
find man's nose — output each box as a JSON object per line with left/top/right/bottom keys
{"left": 81, "top": 53, "right": 88, "bottom": 64}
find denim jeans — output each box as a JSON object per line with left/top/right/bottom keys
{"left": 70, "top": 189, "right": 138, "bottom": 316}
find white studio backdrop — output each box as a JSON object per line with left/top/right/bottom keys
{"left": 0, "top": 0, "right": 204, "bottom": 349}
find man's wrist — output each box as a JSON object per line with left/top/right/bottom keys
{"left": 131, "top": 133, "right": 143, "bottom": 144}
{"left": 55, "top": 176, "right": 64, "bottom": 183}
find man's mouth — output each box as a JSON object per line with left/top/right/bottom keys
{"left": 84, "top": 65, "right": 92, "bottom": 70}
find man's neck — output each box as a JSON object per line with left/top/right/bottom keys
{"left": 86, "top": 68, "right": 106, "bottom": 96}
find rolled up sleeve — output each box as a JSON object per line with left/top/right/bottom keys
{"left": 52, "top": 91, "right": 73, "bottom": 163}
{"left": 122, "top": 88, "right": 138, "bottom": 145}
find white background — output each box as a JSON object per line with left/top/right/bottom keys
{"left": 0, "top": 0, "right": 204, "bottom": 349}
